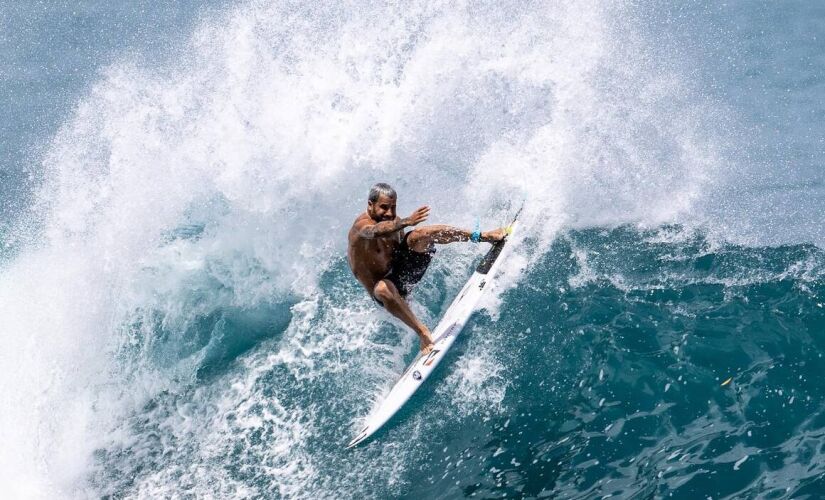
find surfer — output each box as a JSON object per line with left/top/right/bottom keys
{"left": 347, "top": 183, "right": 507, "bottom": 354}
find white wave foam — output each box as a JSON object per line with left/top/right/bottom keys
{"left": 438, "top": 333, "right": 509, "bottom": 418}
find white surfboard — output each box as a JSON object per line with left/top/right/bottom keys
{"left": 347, "top": 208, "right": 522, "bottom": 448}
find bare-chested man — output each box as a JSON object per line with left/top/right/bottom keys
{"left": 347, "top": 183, "right": 507, "bottom": 354}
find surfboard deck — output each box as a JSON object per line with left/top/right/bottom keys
{"left": 347, "top": 209, "right": 522, "bottom": 448}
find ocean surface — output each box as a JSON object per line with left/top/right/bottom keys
{"left": 1, "top": 1, "right": 823, "bottom": 498}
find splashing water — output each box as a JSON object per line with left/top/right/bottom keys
{"left": 1, "top": 0, "right": 821, "bottom": 497}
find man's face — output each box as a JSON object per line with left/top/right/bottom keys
{"left": 368, "top": 194, "right": 397, "bottom": 222}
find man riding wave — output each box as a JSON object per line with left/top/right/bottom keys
{"left": 347, "top": 183, "right": 507, "bottom": 354}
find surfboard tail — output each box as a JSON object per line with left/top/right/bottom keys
{"left": 476, "top": 204, "right": 523, "bottom": 274}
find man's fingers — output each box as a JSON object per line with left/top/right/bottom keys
{"left": 409, "top": 206, "right": 430, "bottom": 225}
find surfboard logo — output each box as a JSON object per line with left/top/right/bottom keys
{"left": 478, "top": 279, "right": 486, "bottom": 290}
{"left": 412, "top": 370, "right": 422, "bottom": 380}
{"left": 422, "top": 350, "right": 441, "bottom": 366}
{"left": 442, "top": 323, "right": 458, "bottom": 340}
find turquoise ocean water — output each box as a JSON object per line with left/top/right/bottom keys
{"left": 1, "top": 1, "right": 823, "bottom": 498}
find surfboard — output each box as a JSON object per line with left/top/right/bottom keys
{"left": 347, "top": 207, "right": 523, "bottom": 448}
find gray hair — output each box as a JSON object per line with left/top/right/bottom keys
{"left": 368, "top": 183, "right": 397, "bottom": 203}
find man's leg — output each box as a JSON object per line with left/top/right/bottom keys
{"left": 406, "top": 225, "right": 507, "bottom": 253}
{"left": 373, "top": 279, "right": 435, "bottom": 353}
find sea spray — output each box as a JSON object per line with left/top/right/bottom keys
{"left": 1, "top": 0, "right": 813, "bottom": 498}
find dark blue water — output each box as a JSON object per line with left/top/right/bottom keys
{"left": 1, "top": 1, "right": 823, "bottom": 498}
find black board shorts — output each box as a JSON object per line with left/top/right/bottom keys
{"left": 373, "top": 232, "right": 434, "bottom": 307}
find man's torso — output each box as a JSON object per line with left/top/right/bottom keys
{"left": 347, "top": 213, "right": 403, "bottom": 292}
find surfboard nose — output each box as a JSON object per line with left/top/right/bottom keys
{"left": 347, "top": 426, "right": 370, "bottom": 449}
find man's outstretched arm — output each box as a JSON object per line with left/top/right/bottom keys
{"left": 356, "top": 206, "right": 429, "bottom": 239}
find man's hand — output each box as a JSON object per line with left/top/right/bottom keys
{"left": 402, "top": 206, "right": 429, "bottom": 227}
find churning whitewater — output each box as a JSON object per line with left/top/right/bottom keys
{"left": 1, "top": 0, "right": 823, "bottom": 498}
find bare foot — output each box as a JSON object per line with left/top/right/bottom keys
{"left": 482, "top": 227, "right": 508, "bottom": 243}
{"left": 419, "top": 331, "right": 435, "bottom": 354}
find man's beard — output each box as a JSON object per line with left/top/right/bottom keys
{"left": 370, "top": 212, "right": 393, "bottom": 222}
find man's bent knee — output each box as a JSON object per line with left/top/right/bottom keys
{"left": 373, "top": 280, "right": 399, "bottom": 303}
{"left": 405, "top": 228, "right": 435, "bottom": 253}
